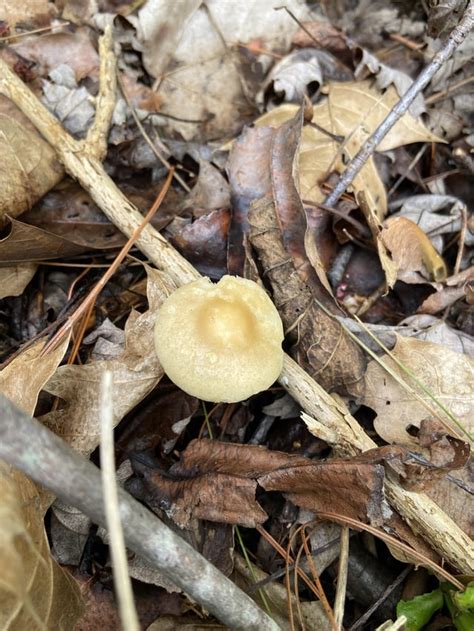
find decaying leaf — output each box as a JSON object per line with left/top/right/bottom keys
{"left": 0, "top": 95, "right": 63, "bottom": 224}
{"left": 41, "top": 267, "right": 171, "bottom": 454}
{"left": 364, "top": 336, "right": 473, "bottom": 446}
{"left": 12, "top": 27, "right": 100, "bottom": 83}
{"left": 418, "top": 266, "right": 474, "bottom": 315}
{"left": 0, "top": 337, "right": 84, "bottom": 629}
{"left": 229, "top": 109, "right": 366, "bottom": 397}
{"left": 135, "top": 0, "right": 310, "bottom": 140}
{"left": 0, "top": 464, "right": 84, "bottom": 630}
{"left": 0, "top": 263, "right": 37, "bottom": 299}
{"left": 0, "top": 217, "right": 99, "bottom": 263}
{"left": 363, "top": 336, "right": 474, "bottom": 535}
{"left": 381, "top": 216, "right": 448, "bottom": 283}
{"left": 250, "top": 196, "right": 366, "bottom": 398}
{"left": 256, "top": 81, "right": 441, "bottom": 219}
{"left": 129, "top": 438, "right": 386, "bottom": 529}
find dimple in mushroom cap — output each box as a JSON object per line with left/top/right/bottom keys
{"left": 154, "top": 276, "right": 284, "bottom": 402}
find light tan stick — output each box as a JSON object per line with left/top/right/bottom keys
{"left": 0, "top": 32, "right": 472, "bottom": 574}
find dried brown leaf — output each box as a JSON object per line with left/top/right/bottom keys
{"left": 363, "top": 337, "right": 473, "bottom": 535}
{"left": 0, "top": 217, "right": 93, "bottom": 263}
{"left": 381, "top": 216, "right": 448, "bottom": 283}
{"left": 136, "top": 0, "right": 309, "bottom": 140}
{"left": 131, "top": 439, "right": 386, "bottom": 529}
{"left": 41, "top": 267, "right": 171, "bottom": 455}
{"left": 0, "top": 96, "right": 63, "bottom": 225}
{"left": 256, "top": 81, "right": 441, "bottom": 219}
{"left": 0, "top": 337, "right": 84, "bottom": 629}
{"left": 249, "top": 196, "right": 366, "bottom": 398}
{"left": 12, "top": 28, "right": 99, "bottom": 82}
{"left": 169, "top": 209, "right": 229, "bottom": 279}
{"left": 227, "top": 124, "right": 274, "bottom": 275}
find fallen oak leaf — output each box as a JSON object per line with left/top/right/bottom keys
{"left": 128, "top": 438, "right": 386, "bottom": 529}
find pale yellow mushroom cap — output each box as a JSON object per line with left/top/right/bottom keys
{"left": 154, "top": 275, "right": 284, "bottom": 402}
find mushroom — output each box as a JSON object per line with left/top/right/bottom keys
{"left": 154, "top": 275, "right": 284, "bottom": 402}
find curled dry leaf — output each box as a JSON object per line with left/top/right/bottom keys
{"left": 169, "top": 209, "right": 229, "bottom": 279}
{"left": 0, "top": 338, "right": 84, "bottom": 629}
{"left": 0, "top": 95, "right": 63, "bottom": 224}
{"left": 129, "top": 438, "right": 385, "bottom": 529}
{"left": 381, "top": 216, "right": 448, "bottom": 283}
{"left": 229, "top": 109, "right": 366, "bottom": 397}
{"left": 256, "top": 81, "right": 441, "bottom": 219}
{"left": 41, "top": 266, "right": 172, "bottom": 455}
{"left": 250, "top": 197, "right": 366, "bottom": 398}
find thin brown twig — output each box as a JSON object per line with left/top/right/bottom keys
{"left": 40, "top": 168, "right": 174, "bottom": 356}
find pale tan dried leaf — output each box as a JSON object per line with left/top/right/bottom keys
{"left": 0, "top": 96, "right": 63, "bottom": 224}
{"left": 41, "top": 267, "right": 172, "bottom": 454}
{"left": 0, "top": 337, "right": 83, "bottom": 630}
{"left": 0, "top": 464, "right": 83, "bottom": 630}
{"left": 0, "top": 337, "right": 69, "bottom": 416}
{"left": 381, "top": 216, "right": 448, "bottom": 282}
{"left": 0, "top": 263, "right": 37, "bottom": 299}
{"left": 364, "top": 337, "right": 473, "bottom": 446}
{"left": 136, "top": 0, "right": 309, "bottom": 140}
{"left": 255, "top": 81, "right": 441, "bottom": 219}
{"left": 364, "top": 337, "right": 474, "bottom": 536}
{"left": 327, "top": 82, "right": 441, "bottom": 151}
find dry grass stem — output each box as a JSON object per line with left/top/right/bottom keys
{"left": 100, "top": 371, "right": 140, "bottom": 631}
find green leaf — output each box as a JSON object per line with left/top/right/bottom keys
{"left": 453, "top": 582, "right": 474, "bottom": 613}
{"left": 396, "top": 589, "right": 443, "bottom": 630}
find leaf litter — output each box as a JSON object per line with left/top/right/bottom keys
{"left": 0, "top": 0, "right": 473, "bottom": 629}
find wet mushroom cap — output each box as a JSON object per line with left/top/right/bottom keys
{"left": 154, "top": 275, "right": 284, "bottom": 402}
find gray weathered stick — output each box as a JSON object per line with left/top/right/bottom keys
{"left": 0, "top": 394, "right": 280, "bottom": 631}
{"left": 324, "top": 1, "right": 474, "bottom": 208}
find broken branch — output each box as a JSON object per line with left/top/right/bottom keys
{"left": 0, "top": 394, "right": 280, "bottom": 631}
